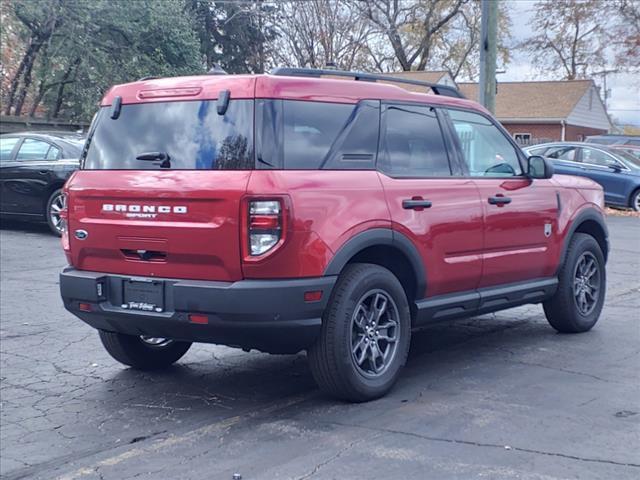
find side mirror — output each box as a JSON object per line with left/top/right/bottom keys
{"left": 609, "top": 163, "right": 622, "bottom": 172}
{"left": 527, "top": 155, "right": 554, "bottom": 179}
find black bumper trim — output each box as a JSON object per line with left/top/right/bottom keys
{"left": 60, "top": 268, "right": 336, "bottom": 354}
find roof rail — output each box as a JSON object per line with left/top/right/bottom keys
{"left": 269, "top": 67, "right": 464, "bottom": 99}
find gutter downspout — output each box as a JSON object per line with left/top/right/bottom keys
{"left": 561, "top": 120, "right": 566, "bottom": 141}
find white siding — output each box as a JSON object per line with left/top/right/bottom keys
{"left": 566, "top": 86, "right": 612, "bottom": 130}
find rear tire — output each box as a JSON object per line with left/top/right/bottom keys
{"left": 308, "top": 263, "right": 411, "bottom": 402}
{"left": 99, "top": 331, "right": 191, "bottom": 370}
{"left": 45, "top": 188, "right": 65, "bottom": 237}
{"left": 543, "top": 233, "right": 606, "bottom": 333}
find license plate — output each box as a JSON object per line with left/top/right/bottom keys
{"left": 123, "top": 279, "right": 164, "bottom": 312}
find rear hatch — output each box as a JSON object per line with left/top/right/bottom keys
{"left": 66, "top": 96, "right": 255, "bottom": 282}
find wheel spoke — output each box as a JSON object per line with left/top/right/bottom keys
{"left": 353, "top": 304, "right": 368, "bottom": 329}
{"left": 372, "top": 294, "right": 388, "bottom": 325}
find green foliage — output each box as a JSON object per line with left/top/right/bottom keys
{"left": 5, "top": 0, "right": 203, "bottom": 120}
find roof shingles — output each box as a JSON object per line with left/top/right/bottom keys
{"left": 457, "top": 80, "right": 593, "bottom": 120}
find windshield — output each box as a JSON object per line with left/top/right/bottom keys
{"left": 83, "top": 100, "right": 254, "bottom": 170}
{"left": 614, "top": 149, "right": 640, "bottom": 168}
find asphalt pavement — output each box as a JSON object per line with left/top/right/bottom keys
{"left": 1, "top": 216, "right": 638, "bottom": 480}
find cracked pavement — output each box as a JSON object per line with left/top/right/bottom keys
{"left": 1, "top": 217, "right": 638, "bottom": 480}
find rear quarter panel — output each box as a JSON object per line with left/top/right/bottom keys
{"left": 243, "top": 171, "right": 390, "bottom": 278}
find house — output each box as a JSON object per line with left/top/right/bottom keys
{"left": 457, "top": 80, "right": 612, "bottom": 144}
{"left": 386, "top": 72, "right": 612, "bottom": 144}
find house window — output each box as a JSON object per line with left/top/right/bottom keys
{"left": 513, "top": 133, "right": 532, "bottom": 145}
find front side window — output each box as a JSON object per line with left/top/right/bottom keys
{"left": 16, "top": 139, "right": 51, "bottom": 161}
{"left": 448, "top": 109, "right": 523, "bottom": 177}
{"left": 379, "top": 104, "right": 451, "bottom": 177}
{"left": 0, "top": 137, "right": 20, "bottom": 161}
{"left": 84, "top": 100, "right": 254, "bottom": 170}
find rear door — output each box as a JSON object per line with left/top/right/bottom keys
{"left": 445, "top": 108, "right": 559, "bottom": 287}
{"left": 67, "top": 98, "right": 255, "bottom": 282}
{"left": 378, "top": 103, "right": 484, "bottom": 298}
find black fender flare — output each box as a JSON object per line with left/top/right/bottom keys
{"left": 557, "top": 208, "right": 609, "bottom": 273}
{"left": 323, "top": 228, "right": 427, "bottom": 298}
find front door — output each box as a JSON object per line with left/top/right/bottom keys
{"left": 444, "top": 108, "right": 559, "bottom": 287}
{"left": 377, "top": 103, "right": 484, "bottom": 298}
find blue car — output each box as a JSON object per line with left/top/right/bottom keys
{"left": 525, "top": 142, "right": 640, "bottom": 211}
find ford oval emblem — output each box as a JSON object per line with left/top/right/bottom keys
{"left": 74, "top": 229, "right": 88, "bottom": 240}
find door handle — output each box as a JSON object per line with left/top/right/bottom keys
{"left": 488, "top": 195, "right": 512, "bottom": 205}
{"left": 39, "top": 170, "right": 49, "bottom": 174}
{"left": 402, "top": 199, "right": 432, "bottom": 210}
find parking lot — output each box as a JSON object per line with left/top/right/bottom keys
{"left": 0, "top": 216, "right": 638, "bottom": 480}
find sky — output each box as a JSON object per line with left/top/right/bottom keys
{"left": 503, "top": 0, "right": 640, "bottom": 127}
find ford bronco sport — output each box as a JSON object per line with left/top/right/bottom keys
{"left": 59, "top": 68, "right": 608, "bottom": 402}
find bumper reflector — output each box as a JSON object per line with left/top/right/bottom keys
{"left": 189, "top": 314, "right": 209, "bottom": 324}
{"left": 304, "top": 290, "right": 323, "bottom": 302}
{"left": 79, "top": 303, "right": 93, "bottom": 312}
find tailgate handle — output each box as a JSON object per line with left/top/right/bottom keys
{"left": 121, "top": 249, "right": 167, "bottom": 262}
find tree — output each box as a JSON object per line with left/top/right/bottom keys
{"left": 358, "top": 0, "right": 467, "bottom": 71}
{"left": 188, "top": 0, "right": 276, "bottom": 73}
{"left": 2, "top": 0, "right": 203, "bottom": 120}
{"left": 521, "top": 0, "right": 632, "bottom": 80}
{"left": 269, "top": 0, "right": 374, "bottom": 71}
{"left": 429, "top": 0, "right": 511, "bottom": 80}
{"left": 611, "top": 0, "right": 640, "bottom": 67}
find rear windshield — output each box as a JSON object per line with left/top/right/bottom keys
{"left": 83, "top": 100, "right": 254, "bottom": 170}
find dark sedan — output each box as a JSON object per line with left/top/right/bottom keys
{"left": 524, "top": 142, "right": 640, "bottom": 211}
{"left": 0, "top": 131, "right": 85, "bottom": 235}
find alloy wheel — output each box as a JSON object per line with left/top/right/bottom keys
{"left": 49, "top": 192, "right": 66, "bottom": 234}
{"left": 573, "top": 252, "right": 600, "bottom": 316}
{"left": 350, "top": 289, "right": 400, "bottom": 377}
{"left": 139, "top": 336, "right": 173, "bottom": 347}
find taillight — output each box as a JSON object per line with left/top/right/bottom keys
{"left": 60, "top": 192, "right": 70, "bottom": 254}
{"left": 248, "top": 200, "right": 282, "bottom": 256}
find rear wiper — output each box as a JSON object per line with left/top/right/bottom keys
{"left": 135, "top": 152, "right": 171, "bottom": 168}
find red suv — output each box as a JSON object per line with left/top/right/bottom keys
{"left": 59, "top": 68, "right": 608, "bottom": 402}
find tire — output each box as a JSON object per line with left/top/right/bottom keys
{"left": 543, "top": 233, "right": 606, "bottom": 333}
{"left": 99, "top": 331, "right": 191, "bottom": 370}
{"left": 630, "top": 189, "right": 640, "bottom": 212}
{"left": 45, "top": 188, "right": 65, "bottom": 236}
{"left": 308, "top": 263, "right": 411, "bottom": 402}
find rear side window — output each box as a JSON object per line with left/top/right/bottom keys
{"left": 257, "top": 100, "right": 379, "bottom": 170}
{"left": 16, "top": 139, "right": 52, "bottom": 160}
{"left": 546, "top": 146, "right": 578, "bottom": 161}
{"left": 83, "top": 100, "right": 254, "bottom": 170}
{"left": 378, "top": 104, "right": 451, "bottom": 177}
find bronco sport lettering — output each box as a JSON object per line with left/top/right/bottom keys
{"left": 59, "top": 68, "right": 609, "bottom": 402}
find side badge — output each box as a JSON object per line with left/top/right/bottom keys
{"left": 74, "top": 229, "right": 88, "bottom": 240}
{"left": 544, "top": 223, "right": 552, "bottom": 238}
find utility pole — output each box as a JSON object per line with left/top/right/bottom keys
{"left": 479, "top": 0, "right": 498, "bottom": 114}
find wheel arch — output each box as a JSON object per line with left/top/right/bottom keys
{"left": 324, "top": 228, "right": 426, "bottom": 302}
{"left": 558, "top": 208, "right": 609, "bottom": 272}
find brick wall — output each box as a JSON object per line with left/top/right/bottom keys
{"left": 501, "top": 122, "right": 608, "bottom": 144}
{"left": 564, "top": 124, "right": 608, "bottom": 141}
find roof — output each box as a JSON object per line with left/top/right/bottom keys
{"left": 457, "top": 80, "right": 595, "bottom": 120}
{"left": 100, "top": 74, "right": 486, "bottom": 113}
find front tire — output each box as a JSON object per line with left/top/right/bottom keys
{"left": 99, "top": 331, "right": 191, "bottom": 370}
{"left": 46, "top": 188, "right": 65, "bottom": 236}
{"left": 308, "top": 263, "right": 411, "bottom": 402}
{"left": 630, "top": 189, "right": 640, "bottom": 212}
{"left": 543, "top": 233, "right": 606, "bottom": 333}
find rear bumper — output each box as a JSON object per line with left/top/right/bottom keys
{"left": 60, "top": 267, "right": 336, "bottom": 354}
